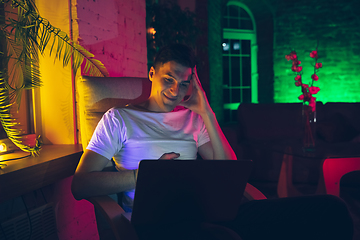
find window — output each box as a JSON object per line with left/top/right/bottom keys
{"left": 222, "top": 2, "right": 258, "bottom": 123}
{"left": 0, "top": 3, "right": 35, "bottom": 152}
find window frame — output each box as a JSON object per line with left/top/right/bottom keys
{"left": 222, "top": 2, "right": 258, "bottom": 122}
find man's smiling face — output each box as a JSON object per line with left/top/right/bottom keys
{"left": 148, "top": 61, "right": 192, "bottom": 112}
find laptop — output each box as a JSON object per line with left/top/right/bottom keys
{"left": 131, "top": 159, "right": 253, "bottom": 226}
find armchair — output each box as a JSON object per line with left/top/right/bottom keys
{"left": 77, "top": 75, "right": 267, "bottom": 240}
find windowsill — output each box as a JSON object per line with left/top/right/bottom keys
{"left": 0, "top": 144, "right": 83, "bottom": 203}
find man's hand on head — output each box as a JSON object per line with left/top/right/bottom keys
{"left": 179, "top": 66, "right": 212, "bottom": 117}
{"left": 159, "top": 152, "right": 180, "bottom": 160}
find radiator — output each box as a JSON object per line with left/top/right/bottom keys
{"left": 0, "top": 203, "right": 58, "bottom": 240}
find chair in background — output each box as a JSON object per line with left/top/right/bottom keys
{"left": 322, "top": 157, "right": 360, "bottom": 197}
{"left": 77, "top": 75, "right": 267, "bottom": 240}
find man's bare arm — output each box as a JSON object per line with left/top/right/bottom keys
{"left": 197, "top": 111, "right": 237, "bottom": 160}
{"left": 71, "top": 149, "right": 136, "bottom": 200}
{"left": 180, "top": 67, "right": 236, "bottom": 160}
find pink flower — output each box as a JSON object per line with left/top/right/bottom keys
{"left": 309, "top": 96, "right": 317, "bottom": 111}
{"left": 310, "top": 96, "right": 316, "bottom": 103}
{"left": 286, "top": 51, "right": 297, "bottom": 61}
{"left": 311, "top": 74, "right": 319, "bottom": 81}
{"left": 309, "top": 86, "right": 320, "bottom": 94}
{"left": 290, "top": 66, "right": 303, "bottom": 73}
{"left": 292, "top": 60, "right": 301, "bottom": 66}
{"left": 285, "top": 49, "right": 321, "bottom": 107}
{"left": 315, "top": 62, "right": 322, "bottom": 69}
{"left": 309, "top": 102, "right": 316, "bottom": 112}
{"left": 310, "top": 50, "right": 318, "bottom": 58}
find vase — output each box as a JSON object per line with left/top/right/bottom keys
{"left": 302, "top": 102, "right": 316, "bottom": 151}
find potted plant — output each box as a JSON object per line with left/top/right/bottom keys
{"left": 0, "top": 0, "right": 108, "bottom": 155}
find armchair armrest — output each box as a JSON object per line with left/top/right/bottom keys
{"left": 87, "top": 196, "right": 138, "bottom": 240}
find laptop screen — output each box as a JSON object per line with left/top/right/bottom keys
{"left": 131, "top": 160, "right": 253, "bottom": 225}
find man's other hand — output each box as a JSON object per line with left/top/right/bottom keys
{"left": 159, "top": 152, "right": 180, "bottom": 160}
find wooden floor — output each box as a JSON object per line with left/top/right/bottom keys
{"left": 250, "top": 175, "right": 360, "bottom": 240}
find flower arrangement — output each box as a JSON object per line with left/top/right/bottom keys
{"left": 285, "top": 49, "right": 322, "bottom": 112}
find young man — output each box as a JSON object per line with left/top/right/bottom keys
{"left": 72, "top": 44, "right": 353, "bottom": 240}
{"left": 72, "top": 44, "right": 236, "bottom": 208}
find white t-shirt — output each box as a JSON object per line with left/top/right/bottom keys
{"left": 87, "top": 107, "right": 210, "bottom": 209}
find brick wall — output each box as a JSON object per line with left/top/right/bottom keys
{"left": 273, "top": 0, "right": 360, "bottom": 103}
{"left": 76, "top": 0, "right": 148, "bottom": 78}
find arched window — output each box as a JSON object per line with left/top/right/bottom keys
{"left": 222, "top": 2, "right": 258, "bottom": 122}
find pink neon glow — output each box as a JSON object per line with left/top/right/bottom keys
{"left": 322, "top": 157, "right": 360, "bottom": 197}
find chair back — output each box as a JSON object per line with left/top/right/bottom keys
{"left": 77, "top": 76, "right": 151, "bottom": 150}
{"left": 77, "top": 76, "right": 151, "bottom": 239}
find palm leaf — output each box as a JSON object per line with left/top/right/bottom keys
{"left": 0, "top": 70, "right": 41, "bottom": 155}
{"left": 26, "top": 11, "right": 109, "bottom": 77}
{"left": 0, "top": 0, "right": 109, "bottom": 155}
